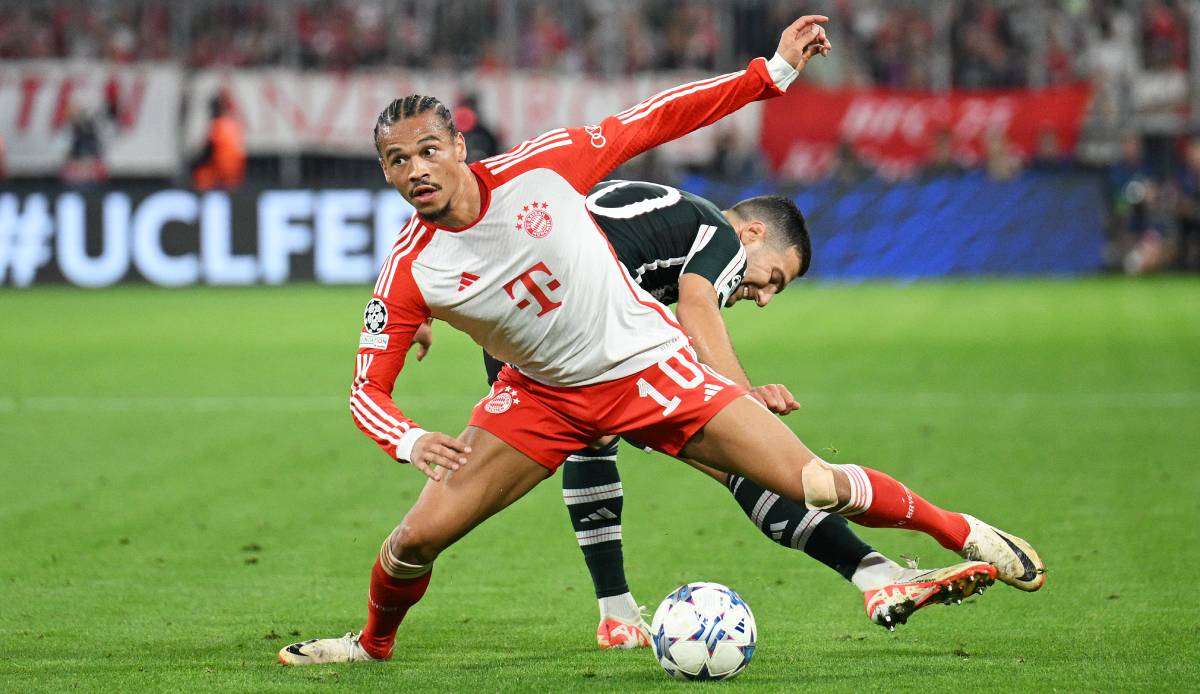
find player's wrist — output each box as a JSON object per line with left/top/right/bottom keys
{"left": 394, "top": 427, "right": 428, "bottom": 463}
{"left": 766, "top": 52, "right": 801, "bottom": 91}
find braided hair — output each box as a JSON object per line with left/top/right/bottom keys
{"left": 373, "top": 95, "right": 457, "bottom": 155}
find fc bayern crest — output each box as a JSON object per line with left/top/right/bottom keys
{"left": 484, "top": 385, "right": 520, "bottom": 414}
{"left": 363, "top": 298, "right": 388, "bottom": 334}
{"left": 516, "top": 201, "right": 553, "bottom": 238}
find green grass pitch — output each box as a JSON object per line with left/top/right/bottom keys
{"left": 1, "top": 278, "right": 1198, "bottom": 691}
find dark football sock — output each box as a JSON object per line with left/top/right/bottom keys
{"left": 726, "top": 473, "right": 874, "bottom": 581}
{"left": 561, "top": 441, "right": 628, "bottom": 598}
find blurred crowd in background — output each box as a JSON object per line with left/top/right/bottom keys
{"left": 0, "top": 0, "right": 1189, "bottom": 84}
{"left": 1, "top": 0, "right": 1198, "bottom": 273}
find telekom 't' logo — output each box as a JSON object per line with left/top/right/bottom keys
{"left": 503, "top": 261, "right": 563, "bottom": 317}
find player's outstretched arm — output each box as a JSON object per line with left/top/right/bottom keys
{"left": 543, "top": 14, "right": 830, "bottom": 193}
{"left": 675, "top": 274, "right": 800, "bottom": 415}
{"left": 351, "top": 234, "right": 469, "bottom": 480}
{"left": 676, "top": 273, "right": 753, "bottom": 389}
{"left": 352, "top": 311, "right": 469, "bottom": 481}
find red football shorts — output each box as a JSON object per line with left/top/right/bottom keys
{"left": 468, "top": 346, "right": 746, "bottom": 471}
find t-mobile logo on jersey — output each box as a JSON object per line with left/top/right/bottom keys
{"left": 503, "top": 261, "right": 563, "bottom": 317}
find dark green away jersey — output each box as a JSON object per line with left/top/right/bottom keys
{"left": 587, "top": 180, "right": 747, "bottom": 307}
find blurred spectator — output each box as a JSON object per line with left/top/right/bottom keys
{"left": 1082, "top": 9, "right": 1138, "bottom": 132}
{"left": 702, "top": 129, "right": 770, "bottom": 184}
{"left": 1121, "top": 179, "right": 1177, "bottom": 274}
{"left": 615, "top": 149, "right": 679, "bottom": 188}
{"left": 0, "top": 134, "right": 7, "bottom": 181}
{"left": 1141, "top": 0, "right": 1189, "bottom": 70}
{"left": 1101, "top": 134, "right": 1177, "bottom": 272}
{"left": 951, "top": 1, "right": 1025, "bottom": 89}
{"left": 456, "top": 96, "right": 501, "bottom": 163}
{"left": 983, "top": 130, "right": 1021, "bottom": 181}
{"left": 60, "top": 106, "right": 108, "bottom": 185}
{"left": 1029, "top": 127, "right": 1074, "bottom": 172}
{"left": 828, "top": 141, "right": 873, "bottom": 185}
{"left": 1174, "top": 138, "right": 1200, "bottom": 271}
{"left": 192, "top": 93, "right": 246, "bottom": 191}
{"left": 924, "top": 130, "right": 966, "bottom": 178}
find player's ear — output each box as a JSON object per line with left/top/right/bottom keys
{"left": 454, "top": 132, "right": 467, "bottom": 163}
{"left": 744, "top": 219, "right": 768, "bottom": 244}
{"left": 378, "top": 157, "right": 392, "bottom": 185}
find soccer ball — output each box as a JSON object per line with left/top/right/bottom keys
{"left": 650, "top": 581, "right": 757, "bottom": 680}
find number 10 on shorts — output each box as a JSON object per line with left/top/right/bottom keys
{"left": 636, "top": 351, "right": 730, "bottom": 417}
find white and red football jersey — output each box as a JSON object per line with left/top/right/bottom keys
{"left": 351, "top": 54, "right": 800, "bottom": 461}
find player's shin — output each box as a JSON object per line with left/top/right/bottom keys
{"left": 726, "top": 474, "right": 874, "bottom": 582}
{"left": 561, "top": 442, "right": 635, "bottom": 617}
{"left": 359, "top": 540, "right": 433, "bottom": 660}
{"left": 803, "top": 459, "right": 970, "bottom": 551}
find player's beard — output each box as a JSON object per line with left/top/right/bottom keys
{"left": 422, "top": 198, "right": 453, "bottom": 221}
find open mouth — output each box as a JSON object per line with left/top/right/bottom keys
{"left": 411, "top": 184, "right": 439, "bottom": 204}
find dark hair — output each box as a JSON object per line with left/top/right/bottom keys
{"left": 729, "top": 195, "right": 811, "bottom": 277}
{"left": 373, "top": 95, "right": 457, "bottom": 155}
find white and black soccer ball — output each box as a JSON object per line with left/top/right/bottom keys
{"left": 650, "top": 581, "right": 756, "bottom": 681}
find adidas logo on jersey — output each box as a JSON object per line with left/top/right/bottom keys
{"left": 703, "top": 383, "right": 724, "bottom": 402}
{"left": 580, "top": 507, "right": 618, "bottom": 523}
{"left": 458, "top": 272, "right": 480, "bottom": 292}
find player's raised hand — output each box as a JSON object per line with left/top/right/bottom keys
{"left": 775, "top": 14, "right": 832, "bottom": 71}
{"left": 749, "top": 384, "right": 801, "bottom": 415}
{"left": 408, "top": 432, "right": 471, "bottom": 481}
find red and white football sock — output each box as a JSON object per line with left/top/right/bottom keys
{"left": 836, "top": 464, "right": 970, "bottom": 551}
{"left": 359, "top": 553, "right": 432, "bottom": 660}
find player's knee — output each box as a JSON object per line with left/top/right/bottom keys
{"left": 800, "top": 457, "right": 849, "bottom": 511}
{"left": 385, "top": 521, "right": 443, "bottom": 568}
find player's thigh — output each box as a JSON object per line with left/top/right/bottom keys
{"left": 397, "top": 426, "right": 551, "bottom": 559}
{"left": 678, "top": 395, "right": 816, "bottom": 502}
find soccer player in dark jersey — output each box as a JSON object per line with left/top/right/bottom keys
{"left": 405, "top": 180, "right": 999, "bottom": 644}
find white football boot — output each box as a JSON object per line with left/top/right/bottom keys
{"left": 958, "top": 515, "right": 1046, "bottom": 591}
{"left": 863, "top": 561, "right": 997, "bottom": 630}
{"left": 278, "top": 631, "right": 381, "bottom": 665}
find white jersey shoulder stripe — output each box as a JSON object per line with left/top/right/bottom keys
{"left": 373, "top": 219, "right": 415, "bottom": 295}
{"left": 714, "top": 243, "right": 748, "bottom": 292}
{"left": 480, "top": 128, "right": 567, "bottom": 166}
{"left": 619, "top": 71, "right": 745, "bottom": 125}
{"left": 486, "top": 139, "right": 573, "bottom": 174}
{"left": 374, "top": 216, "right": 420, "bottom": 295}
{"left": 480, "top": 129, "right": 568, "bottom": 167}
{"left": 685, "top": 224, "right": 719, "bottom": 263}
{"left": 614, "top": 70, "right": 740, "bottom": 120}
{"left": 380, "top": 224, "right": 427, "bottom": 297}
{"left": 615, "top": 70, "right": 744, "bottom": 123}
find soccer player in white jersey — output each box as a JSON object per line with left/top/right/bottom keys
{"left": 280, "top": 15, "right": 1044, "bottom": 666}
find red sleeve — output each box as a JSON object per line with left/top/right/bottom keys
{"left": 475, "top": 56, "right": 793, "bottom": 193}
{"left": 349, "top": 220, "right": 433, "bottom": 462}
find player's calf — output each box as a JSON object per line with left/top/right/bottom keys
{"left": 725, "top": 473, "right": 873, "bottom": 580}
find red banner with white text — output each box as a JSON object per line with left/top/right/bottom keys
{"left": 760, "top": 83, "right": 1093, "bottom": 180}
{"left": 0, "top": 61, "right": 182, "bottom": 175}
